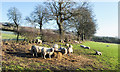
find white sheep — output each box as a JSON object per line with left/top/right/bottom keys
{"left": 67, "top": 45, "right": 73, "bottom": 55}
{"left": 53, "top": 44, "right": 58, "bottom": 51}
{"left": 30, "top": 45, "right": 44, "bottom": 57}
{"left": 41, "top": 48, "right": 54, "bottom": 59}
{"left": 95, "top": 51, "right": 102, "bottom": 55}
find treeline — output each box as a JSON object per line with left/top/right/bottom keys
{"left": 92, "top": 36, "right": 120, "bottom": 44}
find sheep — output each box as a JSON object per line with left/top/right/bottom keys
{"left": 95, "top": 51, "right": 102, "bottom": 55}
{"left": 80, "top": 45, "right": 86, "bottom": 48}
{"left": 85, "top": 46, "right": 90, "bottom": 49}
{"left": 65, "top": 43, "right": 69, "bottom": 48}
{"left": 67, "top": 45, "right": 73, "bottom": 55}
{"left": 41, "top": 47, "right": 54, "bottom": 59}
{"left": 35, "top": 39, "right": 42, "bottom": 44}
{"left": 106, "top": 45, "right": 109, "bottom": 47}
{"left": 74, "top": 40, "right": 79, "bottom": 43}
{"left": 30, "top": 45, "right": 44, "bottom": 57}
{"left": 53, "top": 44, "right": 58, "bottom": 51}
{"left": 58, "top": 45, "right": 67, "bottom": 55}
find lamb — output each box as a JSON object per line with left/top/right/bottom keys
{"left": 30, "top": 45, "right": 44, "bottom": 57}
{"left": 67, "top": 45, "right": 73, "bottom": 55}
{"left": 95, "top": 51, "right": 102, "bottom": 55}
{"left": 53, "top": 44, "right": 58, "bottom": 51}
{"left": 41, "top": 47, "right": 54, "bottom": 59}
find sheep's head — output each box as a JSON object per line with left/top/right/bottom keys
{"left": 69, "top": 45, "right": 73, "bottom": 48}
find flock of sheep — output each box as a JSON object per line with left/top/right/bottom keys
{"left": 30, "top": 42, "right": 73, "bottom": 59}
{"left": 29, "top": 39, "right": 102, "bottom": 59}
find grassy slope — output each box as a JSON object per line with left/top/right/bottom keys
{"left": 73, "top": 41, "right": 118, "bottom": 70}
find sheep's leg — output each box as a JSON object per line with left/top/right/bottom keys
{"left": 44, "top": 53, "right": 46, "bottom": 59}
{"left": 33, "top": 53, "right": 34, "bottom": 57}
{"left": 68, "top": 52, "right": 70, "bottom": 56}
{"left": 49, "top": 54, "right": 51, "bottom": 59}
{"left": 35, "top": 53, "right": 38, "bottom": 57}
{"left": 41, "top": 53, "right": 43, "bottom": 57}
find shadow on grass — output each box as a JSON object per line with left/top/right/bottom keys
{"left": 5, "top": 51, "right": 54, "bottom": 58}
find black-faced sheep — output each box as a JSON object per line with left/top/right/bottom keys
{"left": 35, "top": 39, "right": 42, "bottom": 44}
{"left": 41, "top": 48, "right": 54, "bottom": 59}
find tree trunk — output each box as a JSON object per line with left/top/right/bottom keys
{"left": 58, "top": 2, "right": 64, "bottom": 40}
{"left": 39, "top": 21, "right": 43, "bottom": 40}
{"left": 16, "top": 26, "right": 19, "bottom": 42}
{"left": 17, "top": 32, "right": 19, "bottom": 42}
{"left": 39, "top": 22, "right": 42, "bottom": 33}
{"left": 78, "top": 35, "right": 80, "bottom": 41}
{"left": 58, "top": 24, "right": 64, "bottom": 40}
{"left": 81, "top": 33, "right": 85, "bottom": 41}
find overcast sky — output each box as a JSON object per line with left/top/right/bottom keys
{"left": 0, "top": 1, "right": 118, "bottom": 38}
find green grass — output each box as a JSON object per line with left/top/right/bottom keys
{"left": 2, "top": 33, "right": 41, "bottom": 40}
{"left": 2, "top": 33, "right": 24, "bottom": 39}
{"left": 73, "top": 41, "right": 118, "bottom": 70}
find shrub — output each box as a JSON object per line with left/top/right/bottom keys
{"left": 19, "top": 27, "right": 39, "bottom": 42}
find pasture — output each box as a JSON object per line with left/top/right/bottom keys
{"left": 2, "top": 33, "right": 24, "bottom": 40}
{"left": 73, "top": 41, "right": 118, "bottom": 70}
{"left": 1, "top": 33, "right": 119, "bottom": 71}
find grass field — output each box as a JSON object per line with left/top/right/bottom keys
{"left": 2, "top": 33, "right": 24, "bottom": 40}
{"left": 2, "top": 33, "right": 119, "bottom": 70}
{"left": 73, "top": 41, "right": 118, "bottom": 70}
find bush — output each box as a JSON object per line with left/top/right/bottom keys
{"left": 41, "top": 29, "right": 59, "bottom": 42}
{"left": 19, "top": 27, "right": 39, "bottom": 42}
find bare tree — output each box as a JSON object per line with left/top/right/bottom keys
{"left": 25, "top": 14, "right": 37, "bottom": 28}
{"left": 46, "top": 1, "right": 87, "bottom": 40}
{"left": 70, "top": 4, "right": 97, "bottom": 41}
{"left": 7, "top": 7, "right": 21, "bottom": 42}
{"left": 25, "top": 4, "right": 48, "bottom": 34}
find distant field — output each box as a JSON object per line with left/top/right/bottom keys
{"left": 2, "top": 33, "right": 24, "bottom": 40}
{"left": 73, "top": 41, "right": 118, "bottom": 70}
{"left": 1, "top": 31, "right": 40, "bottom": 40}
